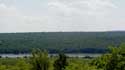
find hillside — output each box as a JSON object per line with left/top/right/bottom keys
{"left": 0, "top": 31, "right": 125, "bottom": 54}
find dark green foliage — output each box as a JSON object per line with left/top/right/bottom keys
{"left": 31, "top": 49, "right": 50, "bottom": 70}
{"left": 91, "top": 54, "right": 110, "bottom": 69}
{"left": 54, "top": 53, "right": 68, "bottom": 70}
{"left": 105, "top": 54, "right": 119, "bottom": 70}
{"left": 105, "top": 44, "right": 125, "bottom": 70}
{"left": 105, "top": 47, "right": 119, "bottom": 70}
{"left": 91, "top": 44, "right": 125, "bottom": 70}
{"left": 0, "top": 31, "right": 125, "bottom": 53}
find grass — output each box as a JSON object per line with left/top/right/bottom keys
{"left": 0, "top": 57, "right": 101, "bottom": 70}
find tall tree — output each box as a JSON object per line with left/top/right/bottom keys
{"left": 105, "top": 44, "right": 125, "bottom": 70}
{"left": 31, "top": 49, "right": 49, "bottom": 70}
{"left": 53, "top": 53, "right": 68, "bottom": 70}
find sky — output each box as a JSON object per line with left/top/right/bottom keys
{"left": 0, "top": 0, "right": 125, "bottom": 33}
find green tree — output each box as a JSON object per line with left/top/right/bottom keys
{"left": 91, "top": 54, "right": 111, "bottom": 69}
{"left": 91, "top": 44, "right": 125, "bottom": 70}
{"left": 105, "top": 44, "right": 125, "bottom": 70}
{"left": 53, "top": 53, "right": 68, "bottom": 70}
{"left": 31, "top": 49, "right": 49, "bottom": 70}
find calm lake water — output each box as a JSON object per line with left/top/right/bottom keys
{"left": 0, "top": 53, "right": 102, "bottom": 58}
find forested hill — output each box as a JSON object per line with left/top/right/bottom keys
{"left": 0, "top": 31, "right": 125, "bottom": 54}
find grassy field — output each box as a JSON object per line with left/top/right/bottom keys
{"left": 0, "top": 57, "right": 100, "bottom": 70}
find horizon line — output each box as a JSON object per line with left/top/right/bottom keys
{"left": 1, "top": 30, "right": 125, "bottom": 33}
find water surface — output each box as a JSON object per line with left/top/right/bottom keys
{"left": 0, "top": 53, "right": 102, "bottom": 58}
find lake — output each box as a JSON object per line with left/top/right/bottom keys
{"left": 0, "top": 53, "right": 102, "bottom": 58}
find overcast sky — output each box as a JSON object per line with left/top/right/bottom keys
{"left": 0, "top": 0, "right": 125, "bottom": 33}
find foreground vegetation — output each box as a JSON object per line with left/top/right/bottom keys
{"left": 0, "top": 44, "right": 125, "bottom": 70}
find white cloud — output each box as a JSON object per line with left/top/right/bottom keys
{"left": 0, "top": 16, "right": 48, "bottom": 32}
{"left": 48, "top": 0, "right": 117, "bottom": 16}
{"left": 48, "top": 0, "right": 120, "bottom": 31}
{"left": 0, "top": 0, "right": 48, "bottom": 32}
{"left": 0, "top": 0, "right": 125, "bottom": 32}
{"left": 0, "top": 0, "right": 18, "bottom": 16}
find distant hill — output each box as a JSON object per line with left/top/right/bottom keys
{"left": 0, "top": 31, "right": 125, "bottom": 54}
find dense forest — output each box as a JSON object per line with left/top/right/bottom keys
{"left": 0, "top": 31, "right": 125, "bottom": 54}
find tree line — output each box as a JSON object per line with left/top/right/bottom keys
{"left": 1, "top": 32, "right": 125, "bottom": 54}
